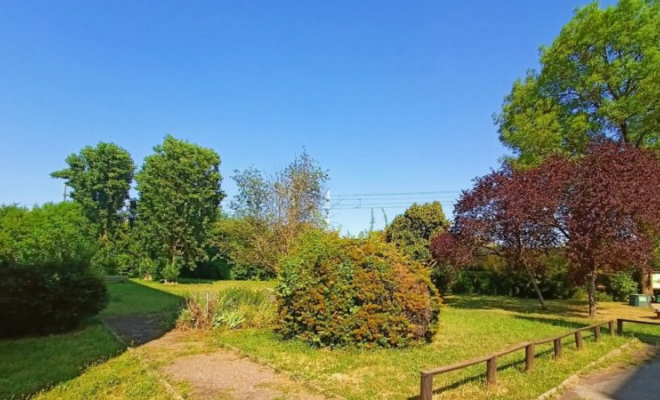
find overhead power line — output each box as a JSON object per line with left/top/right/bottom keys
{"left": 333, "top": 190, "right": 461, "bottom": 198}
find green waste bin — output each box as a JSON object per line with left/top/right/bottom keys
{"left": 656, "top": 295, "right": 660, "bottom": 303}
{"left": 630, "top": 294, "right": 652, "bottom": 307}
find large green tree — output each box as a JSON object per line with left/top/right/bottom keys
{"left": 496, "top": 0, "right": 660, "bottom": 166}
{"left": 385, "top": 201, "right": 448, "bottom": 264}
{"left": 51, "top": 142, "right": 135, "bottom": 243}
{"left": 135, "top": 136, "right": 224, "bottom": 281}
{"left": 496, "top": 0, "right": 660, "bottom": 293}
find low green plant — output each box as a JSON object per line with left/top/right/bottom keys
{"left": 177, "top": 287, "right": 275, "bottom": 330}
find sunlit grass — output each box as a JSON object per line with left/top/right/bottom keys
{"left": 214, "top": 295, "right": 659, "bottom": 400}
{"left": 0, "top": 322, "right": 124, "bottom": 399}
{"left": 32, "top": 350, "right": 175, "bottom": 400}
{"left": 7, "top": 280, "right": 660, "bottom": 400}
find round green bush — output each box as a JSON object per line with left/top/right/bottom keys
{"left": 276, "top": 231, "right": 441, "bottom": 348}
{"left": 0, "top": 262, "right": 108, "bottom": 337}
{"left": 608, "top": 271, "right": 639, "bottom": 301}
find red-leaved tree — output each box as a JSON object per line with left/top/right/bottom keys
{"left": 546, "top": 142, "right": 660, "bottom": 317}
{"left": 432, "top": 163, "right": 561, "bottom": 310}
{"left": 433, "top": 141, "right": 660, "bottom": 317}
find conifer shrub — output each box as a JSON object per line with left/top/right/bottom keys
{"left": 276, "top": 231, "right": 440, "bottom": 348}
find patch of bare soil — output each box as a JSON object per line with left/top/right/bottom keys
{"left": 161, "top": 350, "right": 327, "bottom": 400}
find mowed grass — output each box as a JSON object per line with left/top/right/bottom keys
{"left": 103, "top": 278, "right": 275, "bottom": 315}
{"left": 6, "top": 279, "right": 660, "bottom": 400}
{"left": 3, "top": 278, "right": 275, "bottom": 400}
{"left": 32, "top": 350, "right": 175, "bottom": 400}
{"left": 0, "top": 322, "right": 124, "bottom": 399}
{"left": 213, "top": 295, "right": 660, "bottom": 400}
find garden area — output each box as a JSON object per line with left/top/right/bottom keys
{"left": 2, "top": 278, "right": 660, "bottom": 400}
{"left": 3, "top": 1, "right": 660, "bottom": 399}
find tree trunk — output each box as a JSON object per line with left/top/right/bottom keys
{"left": 527, "top": 269, "right": 548, "bottom": 310}
{"left": 640, "top": 271, "right": 653, "bottom": 295}
{"left": 587, "top": 274, "right": 597, "bottom": 318}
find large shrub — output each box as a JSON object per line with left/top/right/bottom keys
{"left": 276, "top": 231, "right": 441, "bottom": 348}
{"left": 0, "top": 202, "right": 97, "bottom": 266}
{"left": 607, "top": 272, "right": 639, "bottom": 301}
{"left": 0, "top": 262, "right": 108, "bottom": 337}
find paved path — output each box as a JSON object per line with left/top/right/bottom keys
{"left": 103, "top": 313, "right": 331, "bottom": 400}
{"left": 559, "top": 347, "right": 660, "bottom": 400}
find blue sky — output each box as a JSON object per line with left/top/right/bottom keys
{"left": 0, "top": 0, "right": 615, "bottom": 234}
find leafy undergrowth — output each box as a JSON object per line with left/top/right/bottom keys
{"left": 214, "top": 296, "right": 646, "bottom": 400}
{"left": 0, "top": 322, "right": 123, "bottom": 399}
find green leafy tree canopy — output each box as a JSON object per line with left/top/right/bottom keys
{"left": 496, "top": 0, "right": 660, "bottom": 166}
{"left": 51, "top": 142, "right": 135, "bottom": 242}
{"left": 385, "top": 201, "right": 448, "bottom": 264}
{"left": 135, "top": 135, "right": 224, "bottom": 281}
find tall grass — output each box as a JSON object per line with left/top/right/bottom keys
{"left": 176, "top": 288, "right": 276, "bottom": 330}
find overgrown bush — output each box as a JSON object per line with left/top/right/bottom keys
{"left": 276, "top": 231, "right": 441, "bottom": 348}
{"left": 607, "top": 272, "right": 638, "bottom": 301}
{"left": 0, "top": 261, "right": 108, "bottom": 337}
{"left": 176, "top": 288, "right": 275, "bottom": 330}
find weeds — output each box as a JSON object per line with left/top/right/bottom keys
{"left": 177, "top": 288, "right": 275, "bottom": 330}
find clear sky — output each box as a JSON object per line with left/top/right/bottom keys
{"left": 0, "top": 0, "right": 616, "bottom": 235}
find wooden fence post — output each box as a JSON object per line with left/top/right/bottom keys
{"left": 554, "top": 338, "right": 562, "bottom": 358}
{"left": 617, "top": 319, "right": 623, "bottom": 335}
{"left": 420, "top": 373, "right": 433, "bottom": 400}
{"left": 575, "top": 331, "right": 583, "bottom": 350}
{"left": 609, "top": 320, "right": 616, "bottom": 336}
{"left": 486, "top": 357, "right": 497, "bottom": 385}
{"left": 594, "top": 326, "right": 601, "bottom": 342}
{"left": 525, "top": 343, "right": 535, "bottom": 372}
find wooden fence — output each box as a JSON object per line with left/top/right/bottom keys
{"left": 420, "top": 318, "right": 660, "bottom": 400}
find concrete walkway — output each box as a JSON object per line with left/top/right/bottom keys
{"left": 559, "top": 347, "right": 660, "bottom": 400}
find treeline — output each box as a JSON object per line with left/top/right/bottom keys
{"left": 0, "top": 136, "right": 333, "bottom": 283}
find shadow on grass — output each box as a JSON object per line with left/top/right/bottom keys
{"left": 443, "top": 295, "right": 586, "bottom": 318}
{"left": 1, "top": 280, "right": 185, "bottom": 399}
{"left": 0, "top": 320, "right": 127, "bottom": 399}
{"left": 514, "top": 315, "right": 591, "bottom": 330}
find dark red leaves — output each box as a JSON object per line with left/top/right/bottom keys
{"left": 432, "top": 141, "right": 660, "bottom": 283}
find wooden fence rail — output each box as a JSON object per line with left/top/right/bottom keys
{"left": 419, "top": 320, "right": 615, "bottom": 400}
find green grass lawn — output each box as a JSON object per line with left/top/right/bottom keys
{"left": 5, "top": 279, "right": 660, "bottom": 400}
{"left": 213, "top": 295, "right": 660, "bottom": 400}
{"left": 0, "top": 322, "right": 124, "bottom": 400}
{"left": 32, "top": 350, "right": 176, "bottom": 400}
{"left": 103, "top": 278, "right": 275, "bottom": 315}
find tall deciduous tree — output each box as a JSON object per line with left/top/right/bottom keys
{"left": 135, "top": 136, "right": 224, "bottom": 282}
{"left": 51, "top": 142, "right": 135, "bottom": 243}
{"left": 547, "top": 142, "right": 660, "bottom": 317}
{"left": 219, "top": 151, "right": 329, "bottom": 278}
{"left": 496, "top": 0, "right": 660, "bottom": 166}
{"left": 385, "top": 202, "right": 448, "bottom": 265}
{"left": 432, "top": 166, "right": 560, "bottom": 309}
{"left": 434, "top": 142, "right": 660, "bottom": 317}
{"left": 496, "top": 0, "right": 660, "bottom": 292}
